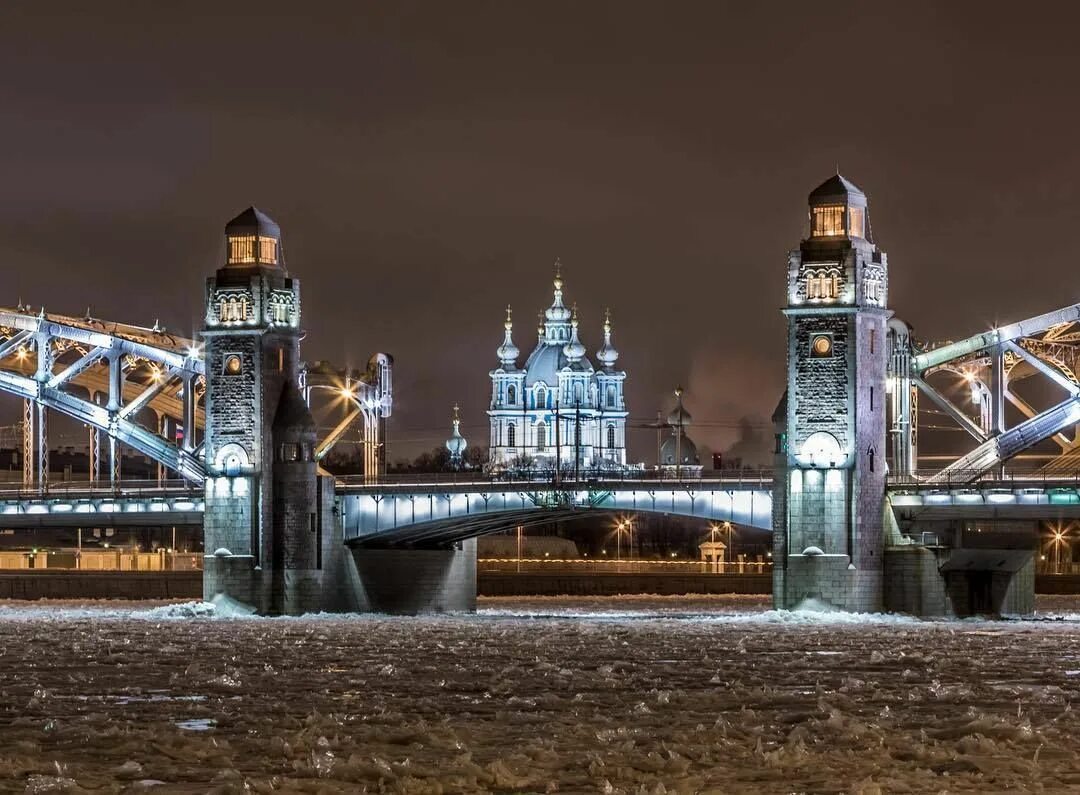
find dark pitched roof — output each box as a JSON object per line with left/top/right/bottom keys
{"left": 771, "top": 390, "right": 788, "bottom": 423}
{"left": 273, "top": 380, "right": 316, "bottom": 431}
{"left": 225, "top": 206, "right": 281, "bottom": 239}
{"left": 809, "top": 174, "right": 865, "bottom": 204}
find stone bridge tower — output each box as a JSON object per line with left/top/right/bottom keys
{"left": 201, "top": 207, "right": 333, "bottom": 614}
{"left": 773, "top": 176, "right": 890, "bottom": 611}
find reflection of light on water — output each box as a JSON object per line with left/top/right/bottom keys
{"left": 175, "top": 718, "right": 215, "bottom": 732}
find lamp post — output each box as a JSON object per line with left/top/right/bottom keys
{"left": 724, "top": 521, "right": 736, "bottom": 573}
{"left": 612, "top": 518, "right": 635, "bottom": 573}
{"left": 708, "top": 523, "right": 720, "bottom": 573}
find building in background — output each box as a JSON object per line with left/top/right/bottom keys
{"left": 488, "top": 262, "right": 628, "bottom": 472}
{"left": 445, "top": 403, "right": 467, "bottom": 467}
{"left": 659, "top": 387, "right": 703, "bottom": 477}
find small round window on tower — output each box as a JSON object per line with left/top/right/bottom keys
{"left": 224, "top": 354, "right": 243, "bottom": 375}
{"left": 811, "top": 335, "right": 833, "bottom": 358}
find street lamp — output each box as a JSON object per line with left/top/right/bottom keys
{"left": 1049, "top": 523, "right": 1072, "bottom": 574}
{"left": 611, "top": 519, "right": 634, "bottom": 572}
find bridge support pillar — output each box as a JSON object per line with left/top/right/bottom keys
{"left": 345, "top": 539, "right": 477, "bottom": 614}
{"left": 774, "top": 176, "right": 887, "bottom": 613}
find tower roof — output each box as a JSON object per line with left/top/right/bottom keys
{"left": 225, "top": 206, "right": 281, "bottom": 239}
{"left": 772, "top": 390, "right": 788, "bottom": 423}
{"left": 272, "top": 379, "right": 316, "bottom": 433}
{"left": 808, "top": 174, "right": 866, "bottom": 206}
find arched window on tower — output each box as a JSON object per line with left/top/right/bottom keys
{"left": 507, "top": 423, "right": 516, "bottom": 448}
{"left": 536, "top": 422, "right": 547, "bottom": 451}
{"left": 607, "top": 424, "right": 616, "bottom": 449}
{"left": 536, "top": 385, "right": 547, "bottom": 409}
{"left": 573, "top": 382, "right": 584, "bottom": 405}
{"left": 606, "top": 384, "right": 617, "bottom": 408}
{"left": 806, "top": 269, "right": 840, "bottom": 301}
{"left": 507, "top": 384, "right": 517, "bottom": 405}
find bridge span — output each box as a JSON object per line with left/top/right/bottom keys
{"left": 337, "top": 473, "right": 774, "bottom": 547}
{"left": 6, "top": 471, "right": 1080, "bottom": 537}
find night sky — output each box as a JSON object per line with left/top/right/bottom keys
{"left": 1, "top": 2, "right": 1077, "bottom": 461}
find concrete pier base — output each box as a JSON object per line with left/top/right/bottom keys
{"left": 883, "top": 545, "right": 1034, "bottom": 617}
{"left": 776, "top": 553, "right": 882, "bottom": 613}
{"left": 346, "top": 539, "right": 477, "bottom": 614}
{"left": 203, "top": 553, "right": 264, "bottom": 613}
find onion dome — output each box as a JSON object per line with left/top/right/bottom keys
{"left": 667, "top": 387, "right": 692, "bottom": 427}
{"left": 596, "top": 308, "right": 619, "bottom": 368}
{"left": 445, "top": 403, "right": 467, "bottom": 461}
{"left": 496, "top": 305, "right": 519, "bottom": 367}
{"left": 563, "top": 304, "right": 587, "bottom": 363}
{"left": 545, "top": 258, "right": 572, "bottom": 325}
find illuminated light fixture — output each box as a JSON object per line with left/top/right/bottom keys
{"left": 797, "top": 431, "right": 843, "bottom": 468}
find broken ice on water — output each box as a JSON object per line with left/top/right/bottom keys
{"left": 3, "top": 593, "right": 1080, "bottom": 792}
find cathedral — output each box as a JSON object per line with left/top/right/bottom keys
{"left": 488, "top": 263, "right": 628, "bottom": 472}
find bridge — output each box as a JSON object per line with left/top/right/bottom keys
{"left": 337, "top": 474, "right": 773, "bottom": 547}
{"left": 0, "top": 182, "right": 1076, "bottom": 616}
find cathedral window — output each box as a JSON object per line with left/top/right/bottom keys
{"left": 536, "top": 422, "right": 547, "bottom": 451}
{"left": 811, "top": 206, "right": 844, "bottom": 237}
{"left": 259, "top": 238, "right": 278, "bottom": 265}
{"left": 507, "top": 423, "right": 516, "bottom": 448}
{"left": 849, "top": 207, "right": 865, "bottom": 238}
{"left": 536, "top": 385, "right": 547, "bottom": 409}
{"left": 606, "top": 385, "right": 617, "bottom": 408}
{"left": 507, "top": 384, "right": 517, "bottom": 405}
{"left": 607, "top": 424, "right": 616, "bottom": 449}
{"left": 573, "top": 383, "right": 584, "bottom": 405}
{"left": 228, "top": 235, "right": 256, "bottom": 264}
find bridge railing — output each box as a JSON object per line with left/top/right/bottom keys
{"left": 336, "top": 468, "right": 775, "bottom": 491}
{"left": 0, "top": 479, "right": 201, "bottom": 499}
{"left": 887, "top": 469, "right": 1080, "bottom": 488}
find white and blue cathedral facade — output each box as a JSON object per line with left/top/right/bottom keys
{"left": 488, "top": 264, "right": 628, "bottom": 472}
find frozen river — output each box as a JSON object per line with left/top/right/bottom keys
{"left": 5, "top": 595, "right": 1080, "bottom": 793}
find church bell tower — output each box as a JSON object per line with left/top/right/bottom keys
{"left": 773, "top": 176, "right": 890, "bottom": 612}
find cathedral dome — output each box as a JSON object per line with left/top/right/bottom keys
{"left": 545, "top": 260, "right": 572, "bottom": 325}
{"left": 660, "top": 433, "right": 699, "bottom": 466}
{"left": 596, "top": 309, "right": 619, "bottom": 369}
{"left": 495, "top": 306, "right": 519, "bottom": 367}
{"left": 667, "top": 387, "right": 692, "bottom": 427}
{"left": 563, "top": 308, "right": 586, "bottom": 362}
{"left": 445, "top": 404, "right": 467, "bottom": 461}
{"left": 523, "top": 343, "right": 594, "bottom": 386}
